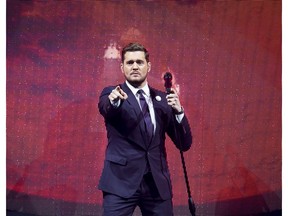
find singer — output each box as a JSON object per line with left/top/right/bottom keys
{"left": 98, "top": 42, "right": 192, "bottom": 216}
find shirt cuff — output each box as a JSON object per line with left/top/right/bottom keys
{"left": 175, "top": 113, "right": 184, "bottom": 123}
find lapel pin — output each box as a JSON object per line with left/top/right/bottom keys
{"left": 155, "top": 96, "right": 161, "bottom": 101}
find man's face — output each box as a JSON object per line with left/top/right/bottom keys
{"left": 121, "top": 51, "right": 151, "bottom": 88}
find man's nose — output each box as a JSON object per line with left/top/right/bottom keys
{"left": 132, "top": 62, "right": 139, "bottom": 69}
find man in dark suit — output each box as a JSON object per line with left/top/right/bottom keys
{"left": 98, "top": 42, "right": 192, "bottom": 216}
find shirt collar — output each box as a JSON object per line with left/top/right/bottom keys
{"left": 125, "top": 81, "right": 150, "bottom": 97}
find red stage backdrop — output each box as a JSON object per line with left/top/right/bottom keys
{"left": 6, "top": 1, "right": 281, "bottom": 215}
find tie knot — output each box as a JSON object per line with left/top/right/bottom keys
{"left": 137, "top": 89, "right": 144, "bottom": 96}
{"left": 138, "top": 90, "right": 146, "bottom": 101}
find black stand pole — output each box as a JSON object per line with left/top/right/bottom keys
{"left": 164, "top": 72, "right": 196, "bottom": 215}
{"left": 179, "top": 149, "right": 196, "bottom": 216}
{"left": 171, "top": 111, "right": 196, "bottom": 216}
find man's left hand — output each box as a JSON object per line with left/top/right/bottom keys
{"left": 166, "top": 88, "right": 183, "bottom": 113}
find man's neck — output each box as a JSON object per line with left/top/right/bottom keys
{"left": 126, "top": 80, "right": 147, "bottom": 89}
{"left": 125, "top": 80, "right": 149, "bottom": 96}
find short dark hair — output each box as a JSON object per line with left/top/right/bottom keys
{"left": 121, "top": 42, "right": 150, "bottom": 63}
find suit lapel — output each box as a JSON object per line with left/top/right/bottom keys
{"left": 120, "top": 83, "right": 150, "bottom": 148}
{"left": 121, "top": 83, "right": 141, "bottom": 113}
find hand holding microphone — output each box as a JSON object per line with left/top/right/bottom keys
{"left": 163, "top": 72, "right": 183, "bottom": 114}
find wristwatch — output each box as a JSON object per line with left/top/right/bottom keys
{"left": 174, "top": 106, "right": 184, "bottom": 114}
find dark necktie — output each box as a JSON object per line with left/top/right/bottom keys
{"left": 138, "top": 90, "right": 154, "bottom": 141}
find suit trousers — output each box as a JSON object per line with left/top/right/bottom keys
{"left": 102, "top": 172, "right": 173, "bottom": 216}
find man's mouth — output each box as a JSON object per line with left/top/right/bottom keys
{"left": 131, "top": 72, "right": 140, "bottom": 76}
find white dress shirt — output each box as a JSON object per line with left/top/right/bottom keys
{"left": 110, "top": 81, "right": 184, "bottom": 133}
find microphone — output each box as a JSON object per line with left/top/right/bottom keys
{"left": 163, "top": 72, "right": 173, "bottom": 94}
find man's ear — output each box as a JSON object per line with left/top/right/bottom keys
{"left": 120, "top": 63, "right": 124, "bottom": 73}
{"left": 148, "top": 62, "right": 151, "bottom": 72}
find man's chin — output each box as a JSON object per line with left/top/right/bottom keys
{"left": 127, "top": 79, "right": 145, "bottom": 88}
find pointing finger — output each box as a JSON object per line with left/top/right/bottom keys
{"left": 110, "top": 86, "right": 128, "bottom": 101}
{"left": 119, "top": 88, "right": 128, "bottom": 99}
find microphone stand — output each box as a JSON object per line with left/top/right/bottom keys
{"left": 179, "top": 146, "right": 196, "bottom": 216}
{"left": 170, "top": 97, "right": 196, "bottom": 216}
{"left": 164, "top": 72, "right": 196, "bottom": 216}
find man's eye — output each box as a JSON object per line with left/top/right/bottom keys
{"left": 126, "top": 60, "right": 144, "bottom": 65}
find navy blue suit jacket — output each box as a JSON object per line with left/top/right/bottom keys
{"left": 98, "top": 82, "right": 192, "bottom": 200}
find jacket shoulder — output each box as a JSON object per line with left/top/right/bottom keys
{"left": 149, "top": 87, "right": 166, "bottom": 97}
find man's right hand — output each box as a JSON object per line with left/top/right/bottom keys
{"left": 108, "top": 86, "right": 128, "bottom": 103}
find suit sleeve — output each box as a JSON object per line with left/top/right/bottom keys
{"left": 98, "top": 86, "right": 121, "bottom": 119}
{"left": 167, "top": 113, "right": 192, "bottom": 152}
